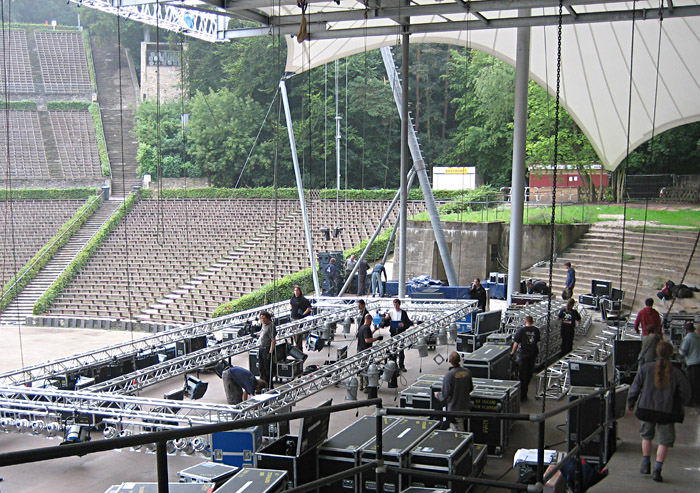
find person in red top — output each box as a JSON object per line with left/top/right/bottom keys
{"left": 635, "top": 298, "right": 662, "bottom": 336}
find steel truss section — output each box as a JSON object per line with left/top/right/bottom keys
{"left": 0, "top": 301, "right": 477, "bottom": 437}
{"left": 88, "top": 298, "right": 468, "bottom": 394}
{"left": 86, "top": 302, "right": 367, "bottom": 393}
{"left": 72, "top": 1, "right": 230, "bottom": 43}
{"left": 0, "top": 300, "right": 293, "bottom": 386}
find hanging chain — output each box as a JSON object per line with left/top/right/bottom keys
{"left": 543, "top": 0, "right": 563, "bottom": 413}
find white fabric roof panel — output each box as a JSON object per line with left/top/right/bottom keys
{"left": 281, "top": 2, "right": 700, "bottom": 170}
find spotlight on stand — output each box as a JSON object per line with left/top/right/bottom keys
{"left": 322, "top": 322, "right": 333, "bottom": 339}
{"left": 166, "top": 440, "right": 177, "bottom": 455}
{"left": 192, "top": 437, "right": 207, "bottom": 453}
{"left": 103, "top": 426, "right": 118, "bottom": 439}
{"left": 0, "top": 418, "right": 14, "bottom": 432}
{"left": 15, "top": 419, "right": 30, "bottom": 433}
{"left": 416, "top": 337, "right": 429, "bottom": 358}
{"left": 345, "top": 376, "right": 359, "bottom": 401}
{"left": 448, "top": 322, "right": 459, "bottom": 343}
{"left": 333, "top": 226, "right": 344, "bottom": 238}
{"left": 341, "top": 317, "right": 352, "bottom": 334}
{"left": 30, "top": 420, "right": 45, "bottom": 435}
{"left": 320, "top": 227, "right": 330, "bottom": 241}
{"left": 382, "top": 360, "right": 398, "bottom": 382}
{"left": 64, "top": 424, "right": 89, "bottom": 444}
{"left": 437, "top": 327, "right": 448, "bottom": 346}
{"left": 174, "top": 438, "right": 188, "bottom": 451}
{"left": 367, "top": 364, "right": 380, "bottom": 388}
{"left": 45, "top": 422, "right": 60, "bottom": 438}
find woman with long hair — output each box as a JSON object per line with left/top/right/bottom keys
{"left": 627, "top": 341, "right": 690, "bottom": 482}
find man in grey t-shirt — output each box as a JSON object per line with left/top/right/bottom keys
{"left": 257, "top": 311, "right": 276, "bottom": 388}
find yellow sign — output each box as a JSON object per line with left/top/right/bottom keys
{"left": 444, "top": 167, "right": 474, "bottom": 174}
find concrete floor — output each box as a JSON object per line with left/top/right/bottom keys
{"left": 0, "top": 305, "right": 697, "bottom": 492}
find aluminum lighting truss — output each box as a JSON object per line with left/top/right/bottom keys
{"left": 71, "top": 0, "right": 230, "bottom": 42}
{"left": 86, "top": 302, "right": 367, "bottom": 393}
{"left": 87, "top": 298, "right": 466, "bottom": 394}
{"left": 0, "top": 299, "right": 294, "bottom": 386}
{"left": 535, "top": 313, "right": 614, "bottom": 400}
{"left": 0, "top": 300, "right": 476, "bottom": 452}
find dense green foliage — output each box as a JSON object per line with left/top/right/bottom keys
{"left": 47, "top": 101, "right": 91, "bottom": 110}
{"left": 0, "top": 188, "right": 97, "bottom": 199}
{"left": 1, "top": 100, "right": 37, "bottom": 110}
{"left": 5, "top": 0, "right": 700, "bottom": 193}
{"left": 152, "top": 187, "right": 464, "bottom": 200}
{"left": 33, "top": 193, "right": 140, "bottom": 315}
{"left": 88, "top": 103, "right": 111, "bottom": 176}
{"left": 1, "top": 195, "right": 101, "bottom": 312}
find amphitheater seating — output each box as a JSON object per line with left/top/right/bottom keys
{"left": 0, "top": 200, "right": 86, "bottom": 284}
{"left": 531, "top": 223, "right": 700, "bottom": 313}
{"left": 35, "top": 31, "right": 91, "bottom": 94}
{"left": 0, "top": 31, "right": 34, "bottom": 93}
{"left": 49, "top": 110, "right": 102, "bottom": 179}
{"left": 0, "top": 111, "right": 50, "bottom": 180}
{"left": 45, "top": 198, "right": 428, "bottom": 325}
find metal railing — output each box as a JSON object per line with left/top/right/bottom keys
{"left": 0, "top": 384, "right": 617, "bottom": 493}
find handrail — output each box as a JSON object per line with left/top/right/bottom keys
{"left": 0, "top": 192, "right": 105, "bottom": 305}
{"left": 0, "top": 383, "right": 619, "bottom": 492}
{"left": 0, "top": 398, "right": 382, "bottom": 467}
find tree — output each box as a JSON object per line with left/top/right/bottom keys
{"left": 187, "top": 88, "right": 272, "bottom": 187}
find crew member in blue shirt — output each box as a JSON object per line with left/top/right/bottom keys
{"left": 223, "top": 366, "right": 266, "bottom": 405}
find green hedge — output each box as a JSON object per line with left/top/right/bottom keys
{"left": 212, "top": 228, "right": 393, "bottom": 317}
{"left": 1, "top": 188, "right": 98, "bottom": 199}
{"left": 33, "top": 192, "right": 141, "bottom": 315}
{"left": 153, "top": 187, "right": 465, "bottom": 201}
{"left": 82, "top": 28, "right": 98, "bottom": 94}
{"left": 0, "top": 195, "right": 102, "bottom": 312}
{"left": 47, "top": 101, "right": 91, "bottom": 110}
{"left": 158, "top": 187, "right": 302, "bottom": 199}
{"left": 88, "top": 103, "right": 111, "bottom": 176}
{"left": 0, "top": 101, "right": 38, "bottom": 110}
{"left": 4, "top": 23, "right": 80, "bottom": 32}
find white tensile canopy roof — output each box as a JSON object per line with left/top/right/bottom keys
{"left": 274, "top": 1, "right": 700, "bottom": 171}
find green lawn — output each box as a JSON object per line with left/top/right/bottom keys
{"left": 412, "top": 203, "right": 700, "bottom": 228}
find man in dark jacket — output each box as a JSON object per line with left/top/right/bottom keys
{"left": 384, "top": 298, "right": 413, "bottom": 371}
{"left": 469, "top": 278, "right": 487, "bottom": 311}
{"left": 223, "top": 366, "right": 266, "bottom": 405}
{"left": 435, "top": 352, "right": 473, "bottom": 431}
{"left": 512, "top": 316, "right": 540, "bottom": 401}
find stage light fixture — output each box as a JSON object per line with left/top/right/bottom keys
{"left": 30, "top": 420, "right": 45, "bottom": 435}
{"left": 367, "top": 364, "right": 380, "bottom": 388}
{"left": 341, "top": 317, "right": 352, "bottom": 334}
{"left": 0, "top": 418, "right": 14, "bottom": 432}
{"left": 448, "top": 322, "right": 459, "bottom": 343}
{"left": 437, "top": 327, "right": 448, "bottom": 346}
{"left": 381, "top": 360, "right": 398, "bottom": 382}
{"left": 15, "top": 419, "right": 30, "bottom": 433}
{"left": 45, "top": 422, "right": 60, "bottom": 438}
{"left": 345, "top": 376, "right": 358, "bottom": 401}
{"left": 103, "top": 426, "right": 118, "bottom": 439}
{"left": 416, "top": 337, "right": 429, "bottom": 358}
{"left": 192, "top": 437, "right": 207, "bottom": 453}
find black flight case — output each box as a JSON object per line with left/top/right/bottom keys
{"left": 460, "top": 345, "right": 512, "bottom": 380}
{"left": 408, "top": 430, "right": 474, "bottom": 493}
{"left": 360, "top": 418, "right": 439, "bottom": 493}
{"left": 318, "top": 416, "right": 400, "bottom": 493}
{"left": 468, "top": 389, "right": 510, "bottom": 457}
{"left": 256, "top": 402, "right": 331, "bottom": 488}
{"left": 217, "top": 468, "right": 287, "bottom": 493}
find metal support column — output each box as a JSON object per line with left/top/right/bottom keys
{"left": 507, "top": 9, "right": 531, "bottom": 303}
{"left": 280, "top": 78, "right": 321, "bottom": 296}
{"left": 380, "top": 46, "right": 458, "bottom": 287}
{"left": 398, "top": 33, "right": 409, "bottom": 298}
{"left": 335, "top": 60, "right": 342, "bottom": 192}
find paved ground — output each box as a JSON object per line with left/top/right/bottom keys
{"left": 0, "top": 304, "right": 697, "bottom": 492}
